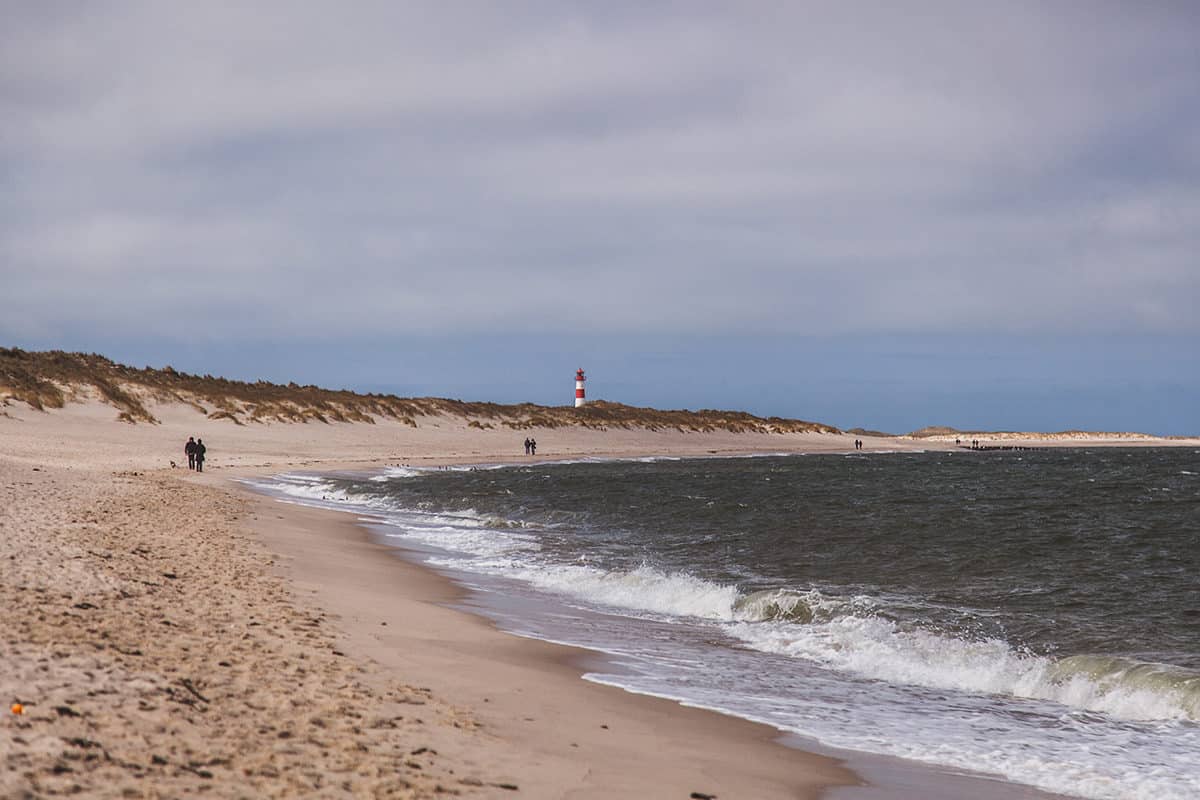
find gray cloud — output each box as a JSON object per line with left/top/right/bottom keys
{"left": 3, "top": 1, "right": 1198, "bottom": 341}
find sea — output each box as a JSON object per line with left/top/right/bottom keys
{"left": 246, "top": 448, "right": 1199, "bottom": 800}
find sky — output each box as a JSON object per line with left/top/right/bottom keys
{"left": 2, "top": 2, "right": 1198, "bottom": 434}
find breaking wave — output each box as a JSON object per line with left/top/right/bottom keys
{"left": 725, "top": 590, "right": 1200, "bottom": 723}
{"left": 251, "top": 469, "right": 1200, "bottom": 725}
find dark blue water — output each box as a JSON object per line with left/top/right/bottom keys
{"left": 252, "top": 449, "right": 1200, "bottom": 799}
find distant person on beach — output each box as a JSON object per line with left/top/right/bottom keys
{"left": 185, "top": 437, "right": 197, "bottom": 470}
{"left": 195, "top": 438, "right": 206, "bottom": 472}
{"left": 530, "top": 438, "right": 537, "bottom": 456}
{"left": 524, "top": 437, "right": 531, "bottom": 455}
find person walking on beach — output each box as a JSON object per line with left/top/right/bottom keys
{"left": 524, "top": 437, "right": 531, "bottom": 455}
{"left": 529, "top": 438, "right": 537, "bottom": 456}
{"left": 185, "top": 437, "right": 197, "bottom": 470}
{"left": 194, "top": 438, "right": 207, "bottom": 472}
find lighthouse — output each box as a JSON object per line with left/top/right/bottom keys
{"left": 574, "top": 368, "right": 587, "bottom": 407}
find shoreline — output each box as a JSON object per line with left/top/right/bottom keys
{"left": 4, "top": 401, "right": 1185, "bottom": 797}
{"left": 237, "top": 464, "right": 1075, "bottom": 800}
{"left": 238, "top": 475, "right": 858, "bottom": 798}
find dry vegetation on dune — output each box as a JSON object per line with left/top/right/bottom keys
{"left": 847, "top": 426, "right": 897, "bottom": 438}
{"left": 0, "top": 348, "right": 840, "bottom": 435}
{"left": 906, "top": 425, "right": 1163, "bottom": 441}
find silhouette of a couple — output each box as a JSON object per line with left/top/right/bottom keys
{"left": 523, "top": 437, "right": 537, "bottom": 456}
{"left": 184, "top": 437, "right": 207, "bottom": 472}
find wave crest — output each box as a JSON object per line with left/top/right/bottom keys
{"left": 1045, "top": 655, "right": 1200, "bottom": 720}
{"left": 732, "top": 588, "right": 852, "bottom": 624}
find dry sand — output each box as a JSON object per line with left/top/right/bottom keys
{"left": 1, "top": 460, "right": 476, "bottom": 797}
{"left": 3, "top": 400, "right": 1190, "bottom": 798}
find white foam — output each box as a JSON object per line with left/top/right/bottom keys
{"left": 257, "top": 479, "right": 355, "bottom": 504}
{"left": 272, "top": 473, "right": 329, "bottom": 483}
{"left": 726, "top": 614, "right": 1200, "bottom": 722}
{"left": 369, "top": 466, "right": 426, "bottom": 481}
{"left": 504, "top": 563, "right": 740, "bottom": 620}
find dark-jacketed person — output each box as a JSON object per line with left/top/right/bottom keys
{"left": 195, "top": 439, "right": 207, "bottom": 473}
{"left": 185, "top": 437, "right": 197, "bottom": 470}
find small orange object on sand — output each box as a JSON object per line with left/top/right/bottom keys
{"left": 10, "top": 703, "right": 24, "bottom": 715}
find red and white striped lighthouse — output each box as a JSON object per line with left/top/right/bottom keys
{"left": 574, "top": 368, "right": 587, "bottom": 407}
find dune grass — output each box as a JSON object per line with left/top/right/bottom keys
{"left": 0, "top": 348, "right": 840, "bottom": 435}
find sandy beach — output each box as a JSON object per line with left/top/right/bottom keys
{"left": 4, "top": 399, "right": 1192, "bottom": 797}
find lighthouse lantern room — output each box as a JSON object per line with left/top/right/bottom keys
{"left": 574, "top": 368, "right": 587, "bottom": 407}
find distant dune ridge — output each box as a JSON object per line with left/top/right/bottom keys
{"left": 0, "top": 347, "right": 838, "bottom": 435}
{"left": 905, "top": 425, "right": 1182, "bottom": 442}
{"left": 2, "top": 348, "right": 1190, "bottom": 441}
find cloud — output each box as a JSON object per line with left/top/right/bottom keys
{"left": 2, "top": 1, "right": 1198, "bottom": 341}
